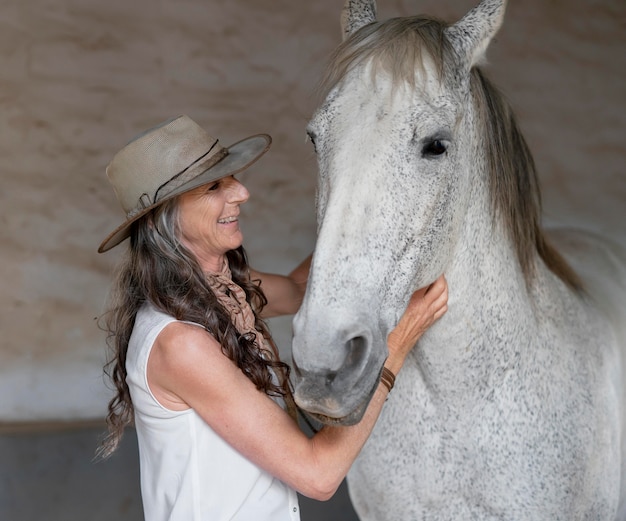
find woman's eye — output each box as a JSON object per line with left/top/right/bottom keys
{"left": 422, "top": 139, "right": 447, "bottom": 157}
{"left": 207, "top": 182, "right": 220, "bottom": 192}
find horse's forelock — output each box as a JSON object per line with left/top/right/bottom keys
{"left": 318, "top": 16, "right": 453, "bottom": 100}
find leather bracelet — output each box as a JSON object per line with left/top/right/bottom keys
{"left": 380, "top": 367, "right": 396, "bottom": 393}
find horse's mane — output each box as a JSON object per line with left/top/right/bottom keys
{"left": 319, "top": 16, "right": 582, "bottom": 292}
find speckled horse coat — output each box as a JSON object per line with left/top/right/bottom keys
{"left": 291, "top": 1, "right": 626, "bottom": 519}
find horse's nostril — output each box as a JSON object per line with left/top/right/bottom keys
{"left": 341, "top": 335, "right": 369, "bottom": 375}
{"left": 319, "top": 335, "right": 368, "bottom": 389}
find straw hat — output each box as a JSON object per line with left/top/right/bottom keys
{"left": 98, "top": 115, "right": 271, "bottom": 253}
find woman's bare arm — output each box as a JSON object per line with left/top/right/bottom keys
{"left": 148, "top": 275, "right": 448, "bottom": 500}
{"left": 250, "top": 253, "right": 312, "bottom": 317}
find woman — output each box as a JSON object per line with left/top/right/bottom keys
{"left": 98, "top": 115, "right": 448, "bottom": 521}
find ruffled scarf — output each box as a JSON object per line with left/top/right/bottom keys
{"left": 206, "top": 260, "right": 298, "bottom": 422}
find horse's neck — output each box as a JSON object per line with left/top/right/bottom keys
{"left": 454, "top": 170, "right": 532, "bottom": 320}
{"left": 416, "top": 170, "right": 541, "bottom": 382}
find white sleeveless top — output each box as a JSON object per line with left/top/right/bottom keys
{"left": 126, "top": 302, "right": 301, "bottom": 521}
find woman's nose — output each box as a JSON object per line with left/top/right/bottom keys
{"left": 226, "top": 176, "right": 249, "bottom": 204}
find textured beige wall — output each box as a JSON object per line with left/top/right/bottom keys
{"left": 0, "top": 0, "right": 624, "bottom": 422}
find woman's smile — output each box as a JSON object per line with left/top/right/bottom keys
{"left": 218, "top": 215, "right": 239, "bottom": 225}
{"left": 178, "top": 176, "right": 250, "bottom": 272}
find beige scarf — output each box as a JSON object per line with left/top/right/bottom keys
{"left": 206, "top": 260, "right": 298, "bottom": 422}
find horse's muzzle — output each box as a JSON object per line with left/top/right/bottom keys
{"left": 291, "top": 334, "right": 383, "bottom": 425}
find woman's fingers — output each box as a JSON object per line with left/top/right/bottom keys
{"left": 424, "top": 276, "right": 448, "bottom": 316}
{"left": 392, "top": 276, "right": 448, "bottom": 345}
{"left": 386, "top": 275, "right": 449, "bottom": 372}
{"left": 425, "top": 274, "right": 447, "bottom": 298}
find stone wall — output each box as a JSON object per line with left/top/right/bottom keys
{"left": 0, "top": 0, "right": 624, "bottom": 422}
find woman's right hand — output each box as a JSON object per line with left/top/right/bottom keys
{"left": 385, "top": 274, "right": 448, "bottom": 375}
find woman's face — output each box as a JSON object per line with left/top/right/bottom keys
{"left": 177, "top": 176, "right": 250, "bottom": 272}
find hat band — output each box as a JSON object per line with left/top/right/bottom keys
{"left": 125, "top": 145, "right": 229, "bottom": 219}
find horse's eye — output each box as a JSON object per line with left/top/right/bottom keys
{"left": 422, "top": 139, "right": 447, "bottom": 157}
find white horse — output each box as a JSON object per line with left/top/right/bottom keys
{"left": 291, "top": 1, "right": 626, "bottom": 519}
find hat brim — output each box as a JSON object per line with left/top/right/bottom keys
{"left": 98, "top": 133, "right": 271, "bottom": 253}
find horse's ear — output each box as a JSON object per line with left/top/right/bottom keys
{"left": 445, "top": 0, "right": 507, "bottom": 68}
{"left": 341, "top": 0, "right": 377, "bottom": 41}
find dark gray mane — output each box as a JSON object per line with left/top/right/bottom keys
{"left": 319, "top": 15, "right": 582, "bottom": 291}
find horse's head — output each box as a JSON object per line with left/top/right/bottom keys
{"left": 292, "top": 0, "right": 507, "bottom": 424}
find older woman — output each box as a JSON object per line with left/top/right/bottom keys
{"left": 98, "top": 115, "right": 448, "bottom": 521}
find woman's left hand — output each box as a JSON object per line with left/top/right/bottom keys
{"left": 385, "top": 274, "right": 448, "bottom": 374}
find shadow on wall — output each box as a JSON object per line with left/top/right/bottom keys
{"left": 0, "top": 425, "right": 358, "bottom": 521}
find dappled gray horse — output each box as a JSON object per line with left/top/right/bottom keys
{"left": 292, "top": 0, "right": 626, "bottom": 519}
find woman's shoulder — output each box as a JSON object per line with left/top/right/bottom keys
{"left": 157, "top": 319, "right": 213, "bottom": 349}
{"left": 131, "top": 302, "right": 211, "bottom": 363}
{"left": 137, "top": 301, "right": 204, "bottom": 332}
{"left": 152, "top": 315, "right": 223, "bottom": 372}
{"left": 147, "top": 310, "right": 239, "bottom": 411}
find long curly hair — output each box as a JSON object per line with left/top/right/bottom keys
{"left": 97, "top": 197, "right": 291, "bottom": 458}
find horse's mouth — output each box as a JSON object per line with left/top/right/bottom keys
{"left": 295, "top": 372, "right": 379, "bottom": 427}
{"left": 301, "top": 400, "right": 370, "bottom": 427}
